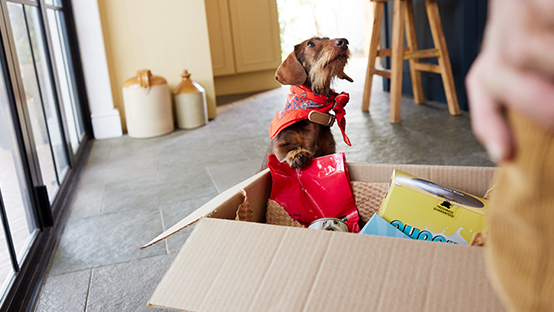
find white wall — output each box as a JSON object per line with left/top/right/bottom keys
{"left": 71, "top": 0, "right": 122, "bottom": 139}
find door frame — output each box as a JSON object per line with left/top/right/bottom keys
{"left": 0, "top": 0, "right": 92, "bottom": 310}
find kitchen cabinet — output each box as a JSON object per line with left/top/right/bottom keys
{"left": 206, "top": 0, "right": 282, "bottom": 95}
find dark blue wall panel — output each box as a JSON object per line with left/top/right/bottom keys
{"left": 381, "top": 0, "right": 488, "bottom": 111}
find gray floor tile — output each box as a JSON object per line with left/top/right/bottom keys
{"left": 154, "top": 137, "right": 251, "bottom": 171}
{"left": 67, "top": 182, "right": 105, "bottom": 221}
{"left": 87, "top": 139, "right": 112, "bottom": 162}
{"left": 160, "top": 195, "right": 214, "bottom": 253}
{"left": 86, "top": 254, "right": 174, "bottom": 312}
{"left": 80, "top": 152, "right": 157, "bottom": 185}
{"left": 102, "top": 167, "right": 217, "bottom": 215}
{"left": 161, "top": 225, "right": 195, "bottom": 255}
{"left": 157, "top": 166, "right": 219, "bottom": 204}
{"left": 34, "top": 269, "right": 91, "bottom": 312}
{"left": 206, "top": 159, "right": 263, "bottom": 193}
{"left": 49, "top": 209, "right": 166, "bottom": 276}
{"left": 237, "top": 135, "right": 273, "bottom": 166}
{"left": 105, "top": 132, "right": 185, "bottom": 159}
{"left": 102, "top": 176, "right": 161, "bottom": 215}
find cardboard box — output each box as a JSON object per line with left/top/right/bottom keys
{"left": 142, "top": 163, "right": 505, "bottom": 312}
{"left": 378, "top": 169, "right": 488, "bottom": 245}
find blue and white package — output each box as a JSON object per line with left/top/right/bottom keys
{"left": 360, "top": 214, "right": 410, "bottom": 239}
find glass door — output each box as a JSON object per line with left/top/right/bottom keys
{"left": 7, "top": 1, "right": 69, "bottom": 200}
{"left": 0, "top": 0, "right": 90, "bottom": 307}
{"left": 0, "top": 56, "right": 37, "bottom": 299}
{"left": 45, "top": 4, "right": 85, "bottom": 154}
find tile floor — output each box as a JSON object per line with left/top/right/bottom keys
{"left": 33, "top": 58, "right": 494, "bottom": 311}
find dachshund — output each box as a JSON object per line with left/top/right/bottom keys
{"left": 261, "top": 37, "right": 353, "bottom": 170}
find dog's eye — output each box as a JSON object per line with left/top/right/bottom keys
{"left": 307, "top": 41, "right": 315, "bottom": 48}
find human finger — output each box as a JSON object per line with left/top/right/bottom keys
{"left": 466, "top": 64, "right": 515, "bottom": 163}
{"left": 509, "top": 34, "right": 554, "bottom": 81}
{"left": 494, "top": 68, "right": 554, "bottom": 132}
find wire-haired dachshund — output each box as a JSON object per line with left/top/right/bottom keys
{"left": 262, "top": 37, "right": 353, "bottom": 170}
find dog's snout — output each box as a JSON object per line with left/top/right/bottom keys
{"left": 335, "top": 38, "right": 349, "bottom": 49}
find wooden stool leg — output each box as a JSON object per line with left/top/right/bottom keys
{"left": 389, "top": 0, "right": 406, "bottom": 123}
{"left": 404, "top": 0, "right": 424, "bottom": 104}
{"left": 362, "top": 2, "right": 384, "bottom": 111}
{"left": 425, "top": 0, "right": 460, "bottom": 115}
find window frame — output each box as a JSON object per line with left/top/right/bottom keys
{"left": 0, "top": 0, "right": 92, "bottom": 310}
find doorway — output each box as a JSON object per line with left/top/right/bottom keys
{"left": 276, "top": 0, "right": 373, "bottom": 60}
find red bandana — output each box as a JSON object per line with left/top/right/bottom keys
{"left": 269, "top": 85, "right": 351, "bottom": 146}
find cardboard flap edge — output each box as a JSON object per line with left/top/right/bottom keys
{"left": 140, "top": 169, "right": 270, "bottom": 250}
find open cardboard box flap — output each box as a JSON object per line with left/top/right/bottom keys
{"left": 144, "top": 163, "right": 504, "bottom": 311}
{"left": 141, "top": 169, "right": 272, "bottom": 250}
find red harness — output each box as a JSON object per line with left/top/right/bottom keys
{"left": 269, "top": 85, "right": 351, "bottom": 146}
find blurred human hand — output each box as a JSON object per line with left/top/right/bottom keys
{"left": 465, "top": 0, "right": 554, "bottom": 163}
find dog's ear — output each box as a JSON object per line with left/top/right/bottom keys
{"left": 275, "top": 52, "right": 307, "bottom": 86}
{"left": 338, "top": 71, "right": 354, "bottom": 83}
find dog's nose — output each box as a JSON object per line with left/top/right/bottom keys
{"left": 335, "top": 38, "right": 349, "bottom": 50}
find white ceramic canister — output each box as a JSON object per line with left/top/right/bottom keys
{"left": 173, "top": 70, "right": 208, "bottom": 129}
{"left": 122, "top": 69, "right": 174, "bottom": 138}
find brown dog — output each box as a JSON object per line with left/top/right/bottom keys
{"left": 261, "top": 37, "right": 353, "bottom": 170}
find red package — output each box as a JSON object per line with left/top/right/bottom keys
{"left": 268, "top": 152, "right": 360, "bottom": 233}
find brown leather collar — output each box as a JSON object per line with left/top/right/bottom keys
{"left": 308, "top": 111, "right": 335, "bottom": 127}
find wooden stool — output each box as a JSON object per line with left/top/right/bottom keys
{"left": 362, "top": 0, "right": 460, "bottom": 123}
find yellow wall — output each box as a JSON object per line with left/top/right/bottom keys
{"left": 97, "top": 0, "right": 216, "bottom": 130}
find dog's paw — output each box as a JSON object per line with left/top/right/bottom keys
{"left": 285, "top": 148, "right": 314, "bottom": 168}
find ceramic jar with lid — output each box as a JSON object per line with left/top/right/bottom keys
{"left": 122, "top": 69, "right": 174, "bottom": 138}
{"left": 173, "top": 70, "right": 207, "bottom": 129}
